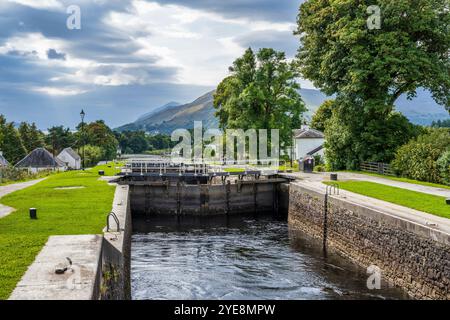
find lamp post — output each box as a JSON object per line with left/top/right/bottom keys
{"left": 80, "top": 109, "right": 85, "bottom": 170}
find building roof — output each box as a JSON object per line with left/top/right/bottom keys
{"left": 59, "top": 147, "right": 81, "bottom": 161}
{"left": 293, "top": 126, "right": 325, "bottom": 139}
{"left": 0, "top": 153, "right": 9, "bottom": 167}
{"left": 15, "top": 148, "right": 66, "bottom": 168}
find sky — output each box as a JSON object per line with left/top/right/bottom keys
{"left": 0, "top": 0, "right": 307, "bottom": 129}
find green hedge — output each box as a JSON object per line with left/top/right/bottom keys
{"left": 391, "top": 128, "right": 450, "bottom": 184}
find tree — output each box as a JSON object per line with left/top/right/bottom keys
{"left": 310, "top": 100, "right": 334, "bottom": 132}
{"left": 431, "top": 119, "right": 450, "bottom": 128}
{"left": 18, "top": 122, "right": 45, "bottom": 153}
{"left": 295, "top": 0, "right": 449, "bottom": 169}
{"left": 325, "top": 100, "right": 423, "bottom": 169}
{"left": 77, "top": 120, "right": 118, "bottom": 160}
{"left": 295, "top": 0, "right": 450, "bottom": 112}
{"left": 0, "top": 118, "right": 27, "bottom": 164}
{"left": 214, "top": 48, "right": 306, "bottom": 152}
{"left": 45, "top": 126, "right": 75, "bottom": 155}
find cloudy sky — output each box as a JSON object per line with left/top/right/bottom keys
{"left": 0, "top": 0, "right": 307, "bottom": 129}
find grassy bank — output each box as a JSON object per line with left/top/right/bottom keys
{"left": 341, "top": 171, "right": 450, "bottom": 190}
{"left": 0, "top": 166, "right": 117, "bottom": 299}
{"left": 324, "top": 181, "right": 450, "bottom": 219}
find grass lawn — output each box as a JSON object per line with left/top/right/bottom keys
{"left": 324, "top": 180, "right": 450, "bottom": 219}
{"left": 89, "top": 161, "right": 124, "bottom": 176}
{"left": 0, "top": 166, "right": 117, "bottom": 299}
{"left": 341, "top": 170, "right": 450, "bottom": 190}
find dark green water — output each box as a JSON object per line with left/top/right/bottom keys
{"left": 131, "top": 215, "right": 408, "bottom": 300}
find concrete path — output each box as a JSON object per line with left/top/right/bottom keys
{"left": 0, "top": 178, "right": 46, "bottom": 218}
{"left": 281, "top": 172, "right": 450, "bottom": 198}
{"left": 9, "top": 235, "right": 103, "bottom": 300}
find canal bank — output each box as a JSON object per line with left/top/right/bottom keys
{"left": 288, "top": 181, "right": 450, "bottom": 300}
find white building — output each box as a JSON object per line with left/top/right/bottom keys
{"left": 57, "top": 147, "right": 81, "bottom": 170}
{"left": 293, "top": 125, "right": 325, "bottom": 160}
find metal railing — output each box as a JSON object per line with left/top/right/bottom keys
{"left": 106, "top": 211, "right": 120, "bottom": 232}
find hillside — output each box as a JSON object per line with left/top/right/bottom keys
{"left": 116, "top": 88, "right": 449, "bottom": 133}
{"left": 116, "top": 91, "right": 217, "bottom": 134}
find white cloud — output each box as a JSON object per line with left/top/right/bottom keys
{"left": 32, "top": 86, "right": 87, "bottom": 96}
{"left": 7, "top": 0, "right": 63, "bottom": 10}
{"left": 0, "top": 0, "right": 302, "bottom": 92}
{"left": 102, "top": 0, "right": 298, "bottom": 86}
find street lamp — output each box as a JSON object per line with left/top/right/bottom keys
{"left": 80, "top": 109, "right": 85, "bottom": 170}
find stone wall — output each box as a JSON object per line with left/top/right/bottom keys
{"left": 289, "top": 183, "right": 450, "bottom": 300}
{"left": 100, "top": 184, "right": 132, "bottom": 300}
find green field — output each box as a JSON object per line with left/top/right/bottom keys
{"left": 324, "top": 180, "right": 450, "bottom": 219}
{"left": 0, "top": 166, "right": 118, "bottom": 299}
{"left": 341, "top": 171, "right": 450, "bottom": 190}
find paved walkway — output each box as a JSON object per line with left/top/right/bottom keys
{"left": 281, "top": 171, "right": 450, "bottom": 198}
{"left": 0, "top": 178, "right": 47, "bottom": 218}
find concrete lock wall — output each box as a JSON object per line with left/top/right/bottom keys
{"left": 99, "top": 184, "right": 132, "bottom": 300}
{"left": 129, "top": 180, "right": 286, "bottom": 216}
{"left": 288, "top": 183, "right": 450, "bottom": 300}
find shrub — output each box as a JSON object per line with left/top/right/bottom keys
{"left": 84, "top": 145, "right": 103, "bottom": 167}
{"left": 391, "top": 128, "right": 450, "bottom": 183}
{"left": 314, "top": 164, "right": 326, "bottom": 172}
{"left": 0, "top": 166, "right": 53, "bottom": 184}
{"left": 437, "top": 151, "right": 450, "bottom": 185}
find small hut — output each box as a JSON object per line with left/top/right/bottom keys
{"left": 15, "top": 148, "right": 66, "bottom": 173}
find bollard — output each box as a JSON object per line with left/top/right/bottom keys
{"left": 330, "top": 173, "right": 338, "bottom": 181}
{"left": 446, "top": 198, "right": 450, "bottom": 205}
{"left": 29, "top": 208, "right": 37, "bottom": 219}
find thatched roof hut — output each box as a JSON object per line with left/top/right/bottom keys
{"left": 15, "top": 148, "right": 66, "bottom": 170}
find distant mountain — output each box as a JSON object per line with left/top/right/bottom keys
{"left": 395, "top": 89, "right": 449, "bottom": 125}
{"left": 116, "top": 91, "right": 217, "bottom": 133}
{"left": 136, "top": 101, "right": 181, "bottom": 122}
{"left": 116, "top": 88, "right": 449, "bottom": 133}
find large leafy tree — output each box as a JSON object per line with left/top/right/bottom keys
{"left": 214, "top": 48, "right": 306, "bottom": 151}
{"left": 296, "top": 0, "right": 449, "bottom": 111}
{"left": 295, "top": 0, "right": 449, "bottom": 169}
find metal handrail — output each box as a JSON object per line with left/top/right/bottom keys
{"left": 106, "top": 211, "right": 120, "bottom": 232}
{"left": 326, "top": 183, "right": 340, "bottom": 195}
